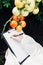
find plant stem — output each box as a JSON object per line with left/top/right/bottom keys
{"left": 1, "top": 16, "right": 12, "bottom": 38}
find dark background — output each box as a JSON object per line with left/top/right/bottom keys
{"left": 0, "top": 5, "right": 43, "bottom": 64}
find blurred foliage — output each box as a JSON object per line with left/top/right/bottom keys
{"left": 34, "top": 2, "right": 43, "bottom": 22}
{"left": 0, "top": 0, "right": 14, "bottom": 9}
{"left": 0, "top": 54, "right": 5, "bottom": 65}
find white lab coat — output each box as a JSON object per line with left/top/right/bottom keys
{"left": 4, "top": 31, "right": 43, "bottom": 65}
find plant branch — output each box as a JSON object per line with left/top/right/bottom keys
{"left": 1, "top": 16, "right": 12, "bottom": 38}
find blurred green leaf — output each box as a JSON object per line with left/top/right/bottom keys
{"left": 42, "top": 0, "right": 43, "bottom": 3}
{"left": 3, "top": 2, "right": 11, "bottom": 8}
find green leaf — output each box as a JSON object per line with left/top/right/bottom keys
{"left": 41, "top": 0, "right": 43, "bottom": 3}
{"left": 3, "top": 3, "right": 11, "bottom": 8}
{"left": 2, "top": 0, "right": 11, "bottom": 8}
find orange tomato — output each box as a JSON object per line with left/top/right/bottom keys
{"left": 10, "top": 20, "right": 17, "bottom": 28}
{"left": 16, "top": 25, "right": 22, "bottom": 32}
{"left": 20, "top": 16, "right": 24, "bottom": 21}
{"left": 12, "top": 16, "right": 18, "bottom": 21}
{"left": 20, "top": 21, "right": 26, "bottom": 28}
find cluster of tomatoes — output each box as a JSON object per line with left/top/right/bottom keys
{"left": 10, "top": 15, "right": 26, "bottom": 32}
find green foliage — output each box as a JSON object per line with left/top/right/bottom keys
{"left": 35, "top": 12, "right": 43, "bottom": 22}
{"left": 0, "top": 0, "right": 14, "bottom": 9}
{"left": 36, "top": 2, "right": 43, "bottom": 22}
{"left": 42, "top": 0, "right": 43, "bottom": 3}
{"left": 0, "top": 55, "right": 5, "bottom": 64}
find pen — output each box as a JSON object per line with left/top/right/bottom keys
{"left": 12, "top": 33, "right": 23, "bottom": 37}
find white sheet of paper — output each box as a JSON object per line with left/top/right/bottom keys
{"left": 3, "top": 29, "right": 29, "bottom": 63}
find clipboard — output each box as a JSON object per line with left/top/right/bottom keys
{"left": 3, "top": 29, "right": 30, "bottom": 65}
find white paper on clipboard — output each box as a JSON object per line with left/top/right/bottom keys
{"left": 3, "top": 29, "right": 29, "bottom": 64}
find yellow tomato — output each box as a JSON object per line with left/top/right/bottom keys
{"left": 20, "top": 21, "right": 26, "bottom": 28}
{"left": 16, "top": 25, "right": 22, "bottom": 32}
{"left": 10, "top": 20, "right": 17, "bottom": 28}
{"left": 14, "top": 0, "right": 25, "bottom": 8}
{"left": 33, "top": 8, "right": 39, "bottom": 15}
